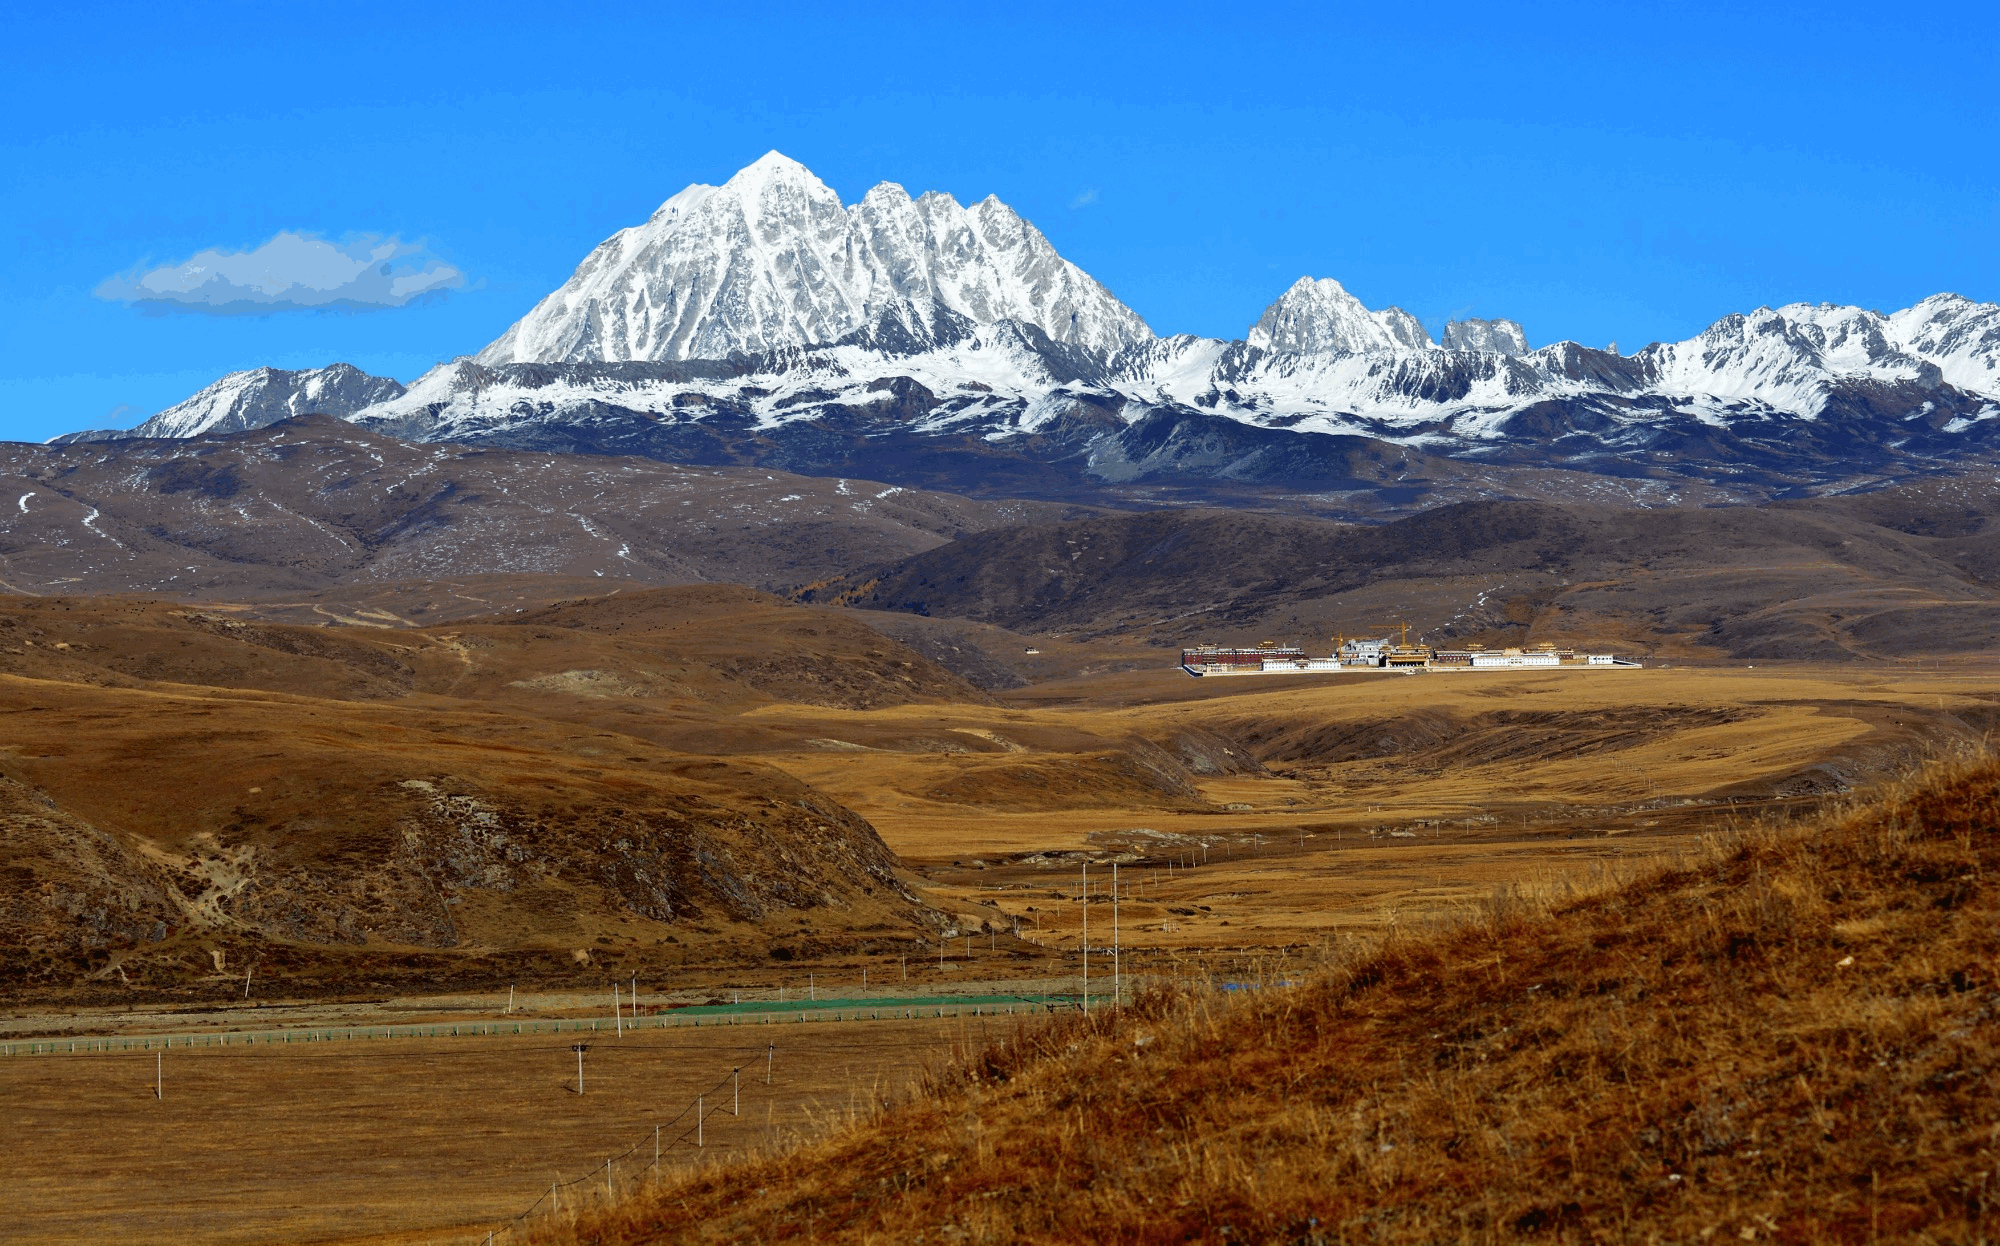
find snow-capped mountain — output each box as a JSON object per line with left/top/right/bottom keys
{"left": 60, "top": 154, "right": 2000, "bottom": 510}
{"left": 1441, "top": 317, "right": 1531, "bottom": 356}
{"left": 341, "top": 281, "right": 1999, "bottom": 508}
{"left": 475, "top": 151, "right": 1153, "bottom": 365}
{"left": 54, "top": 364, "right": 405, "bottom": 443}
{"left": 1633, "top": 296, "right": 2000, "bottom": 415}
{"left": 1247, "top": 277, "right": 1434, "bottom": 355}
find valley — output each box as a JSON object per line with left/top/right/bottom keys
{"left": 721, "top": 661, "right": 1998, "bottom": 947}
{"left": 6, "top": 152, "right": 1999, "bottom": 1238}
{"left": 4, "top": 580, "right": 1991, "bottom": 1007}
{"left": 0, "top": 564, "right": 1993, "bottom": 1244}
{"left": 12, "top": 42, "right": 1996, "bottom": 1237}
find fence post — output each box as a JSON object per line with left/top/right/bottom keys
{"left": 697, "top": 1095, "right": 704, "bottom": 1147}
{"left": 1082, "top": 858, "right": 1089, "bottom": 1015}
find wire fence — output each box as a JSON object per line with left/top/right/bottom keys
{"left": 0, "top": 989, "right": 1118, "bottom": 1243}
{"left": 479, "top": 1057, "right": 766, "bottom": 1243}
{"left": 473, "top": 991, "right": 1139, "bottom": 1241}
{"left": 0, "top": 994, "right": 1070, "bottom": 1059}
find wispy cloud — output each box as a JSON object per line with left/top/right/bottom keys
{"left": 1069, "top": 188, "right": 1099, "bottom": 209}
{"left": 95, "top": 231, "right": 463, "bottom": 315}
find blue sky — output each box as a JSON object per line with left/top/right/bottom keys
{"left": 3, "top": 0, "right": 1994, "bottom": 442}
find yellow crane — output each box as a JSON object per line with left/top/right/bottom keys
{"left": 1370, "top": 621, "right": 1432, "bottom": 667}
{"left": 1366, "top": 621, "right": 1417, "bottom": 646}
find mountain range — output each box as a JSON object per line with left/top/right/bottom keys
{"left": 51, "top": 152, "right": 2000, "bottom": 511}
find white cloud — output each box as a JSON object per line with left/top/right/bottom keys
{"left": 1069, "top": 188, "right": 1099, "bottom": 209}
{"left": 96, "top": 231, "right": 464, "bottom": 314}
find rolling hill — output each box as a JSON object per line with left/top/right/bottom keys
{"left": 553, "top": 750, "right": 2000, "bottom": 1244}
{"left": 0, "top": 587, "right": 1003, "bottom": 1000}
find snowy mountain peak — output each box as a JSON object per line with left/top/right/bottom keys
{"left": 62, "top": 363, "right": 406, "bottom": 443}
{"left": 1442, "top": 317, "right": 1532, "bottom": 356}
{"left": 476, "top": 154, "right": 1153, "bottom": 366}
{"left": 1887, "top": 292, "right": 2000, "bottom": 393}
{"left": 736, "top": 148, "right": 812, "bottom": 177}
{"left": 1247, "top": 277, "right": 1435, "bottom": 356}
{"left": 862, "top": 181, "right": 913, "bottom": 208}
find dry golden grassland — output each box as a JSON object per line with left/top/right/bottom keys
{"left": 742, "top": 664, "right": 1996, "bottom": 951}
{"left": 0, "top": 1014, "right": 1012, "bottom": 1245}
{"left": 7, "top": 591, "right": 1995, "bottom": 1244}
{"left": 552, "top": 750, "right": 2000, "bottom": 1245}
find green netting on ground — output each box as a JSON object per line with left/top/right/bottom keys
{"left": 648, "top": 993, "right": 1066, "bottom": 1017}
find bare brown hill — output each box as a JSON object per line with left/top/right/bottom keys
{"left": 556, "top": 751, "right": 2000, "bottom": 1245}
{"left": 0, "top": 415, "right": 1095, "bottom": 601}
{"left": 0, "top": 586, "right": 991, "bottom": 711}
{"left": 0, "top": 675, "right": 940, "bottom": 999}
{"left": 803, "top": 483, "right": 2000, "bottom": 660}
{"left": 0, "top": 587, "right": 1018, "bottom": 1002}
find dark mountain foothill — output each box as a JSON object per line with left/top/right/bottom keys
{"left": 0, "top": 415, "right": 1097, "bottom": 603}
{"left": 802, "top": 482, "right": 2000, "bottom": 662}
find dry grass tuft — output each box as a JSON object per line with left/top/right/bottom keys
{"left": 545, "top": 751, "right": 2000, "bottom": 1243}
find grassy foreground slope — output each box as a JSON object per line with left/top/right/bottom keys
{"left": 558, "top": 754, "right": 2000, "bottom": 1243}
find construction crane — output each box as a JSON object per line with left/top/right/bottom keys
{"left": 1370, "top": 621, "right": 1432, "bottom": 668}
{"left": 1369, "top": 621, "right": 1415, "bottom": 648}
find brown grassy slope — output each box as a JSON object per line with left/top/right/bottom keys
{"left": 0, "top": 676, "right": 935, "bottom": 998}
{"left": 560, "top": 755, "right": 2000, "bottom": 1244}
{"left": 0, "top": 587, "right": 1008, "bottom": 1001}
{"left": 0, "top": 585, "right": 992, "bottom": 711}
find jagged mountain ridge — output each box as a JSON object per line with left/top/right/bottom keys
{"left": 337, "top": 287, "right": 2000, "bottom": 505}
{"left": 476, "top": 151, "right": 1154, "bottom": 364}
{"left": 55, "top": 363, "right": 406, "bottom": 443}
{"left": 1248, "top": 276, "right": 1435, "bottom": 355}
{"left": 56, "top": 154, "right": 2000, "bottom": 507}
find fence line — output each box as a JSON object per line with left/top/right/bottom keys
{"left": 482, "top": 1062, "right": 743, "bottom": 1243}
{"left": 0, "top": 995, "right": 1072, "bottom": 1059}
